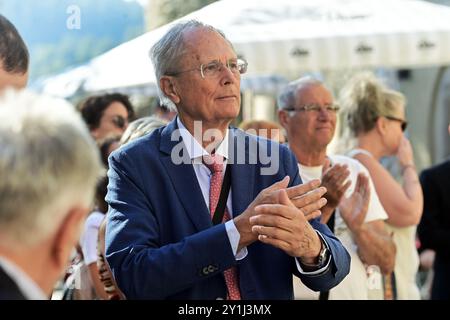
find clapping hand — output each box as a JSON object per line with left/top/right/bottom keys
{"left": 339, "top": 173, "right": 370, "bottom": 233}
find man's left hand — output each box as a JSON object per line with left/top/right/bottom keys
{"left": 249, "top": 189, "right": 324, "bottom": 262}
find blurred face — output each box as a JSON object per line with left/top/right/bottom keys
{"left": 0, "top": 68, "right": 28, "bottom": 91}
{"left": 281, "top": 84, "right": 336, "bottom": 152}
{"left": 43, "top": 203, "right": 91, "bottom": 296}
{"left": 91, "top": 101, "right": 130, "bottom": 141}
{"left": 382, "top": 103, "right": 406, "bottom": 155}
{"left": 164, "top": 28, "right": 241, "bottom": 130}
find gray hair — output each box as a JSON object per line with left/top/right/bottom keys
{"left": 150, "top": 20, "right": 232, "bottom": 111}
{"left": 277, "top": 76, "right": 324, "bottom": 110}
{"left": 120, "top": 116, "right": 168, "bottom": 145}
{"left": 339, "top": 72, "right": 406, "bottom": 136}
{"left": 0, "top": 89, "right": 102, "bottom": 246}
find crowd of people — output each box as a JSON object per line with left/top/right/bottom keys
{"left": 1, "top": 14, "right": 449, "bottom": 300}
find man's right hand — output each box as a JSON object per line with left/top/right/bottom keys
{"left": 321, "top": 162, "right": 351, "bottom": 208}
{"left": 286, "top": 179, "right": 327, "bottom": 221}
{"left": 234, "top": 176, "right": 327, "bottom": 251}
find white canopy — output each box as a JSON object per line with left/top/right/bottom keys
{"left": 42, "top": 0, "right": 450, "bottom": 96}
{"left": 37, "top": 65, "right": 93, "bottom": 98}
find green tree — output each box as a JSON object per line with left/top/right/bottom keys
{"left": 154, "top": 0, "right": 218, "bottom": 27}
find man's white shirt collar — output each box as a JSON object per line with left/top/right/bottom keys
{"left": 177, "top": 117, "right": 229, "bottom": 161}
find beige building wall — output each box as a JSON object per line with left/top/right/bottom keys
{"left": 399, "top": 67, "right": 450, "bottom": 169}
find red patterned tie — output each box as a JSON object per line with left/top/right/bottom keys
{"left": 203, "top": 154, "right": 241, "bottom": 300}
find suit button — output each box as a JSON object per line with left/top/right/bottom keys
{"left": 208, "top": 265, "right": 215, "bottom": 273}
{"left": 202, "top": 267, "right": 209, "bottom": 275}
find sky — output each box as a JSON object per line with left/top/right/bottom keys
{"left": 124, "top": 0, "right": 149, "bottom": 7}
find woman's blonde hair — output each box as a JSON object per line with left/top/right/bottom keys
{"left": 339, "top": 72, "right": 406, "bottom": 136}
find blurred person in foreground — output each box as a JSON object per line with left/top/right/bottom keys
{"left": 0, "top": 14, "right": 29, "bottom": 91}
{"left": 239, "top": 119, "right": 286, "bottom": 144}
{"left": 340, "top": 72, "right": 423, "bottom": 299}
{"left": 0, "top": 89, "right": 101, "bottom": 300}
{"left": 418, "top": 124, "right": 450, "bottom": 299}
{"left": 278, "top": 77, "right": 395, "bottom": 300}
{"left": 62, "top": 136, "right": 120, "bottom": 300}
{"left": 105, "top": 20, "right": 350, "bottom": 300}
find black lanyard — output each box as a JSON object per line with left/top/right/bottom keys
{"left": 212, "top": 163, "right": 232, "bottom": 225}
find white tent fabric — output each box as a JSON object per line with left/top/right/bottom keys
{"left": 38, "top": 65, "right": 93, "bottom": 98}
{"left": 42, "top": 0, "right": 450, "bottom": 96}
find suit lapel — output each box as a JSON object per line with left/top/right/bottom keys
{"left": 160, "top": 119, "right": 212, "bottom": 231}
{"left": 229, "top": 129, "right": 255, "bottom": 218}
{"left": 0, "top": 265, "right": 27, "bottom": 300}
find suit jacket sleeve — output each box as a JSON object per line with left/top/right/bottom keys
{"left": 105, "top": 149, "right": 236, "bottom": 299}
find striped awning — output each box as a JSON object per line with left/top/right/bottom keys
{"left": 222, "top": 0, "right": 450, "bottom": 76}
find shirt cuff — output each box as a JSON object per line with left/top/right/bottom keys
{"left": 225, "top": 220, "right": 248, "bottom": 260}
{"left": 295, "top": 231, "right": 331, "bottom": 275}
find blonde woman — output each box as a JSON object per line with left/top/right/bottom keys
{"left": 339, "top": 72, "right": 423, "bottom": 300}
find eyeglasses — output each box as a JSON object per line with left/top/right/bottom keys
{"left": 166, "top": 58, "right": 248, "bottom": 79}
{"left": 284, "top": 104, "right": 340, "bottom": 114}
{"left": 385, "top": 115, "right": 408, "bottom": 132}
{"left": 111, "top": 115, "right": 128, "bottom": 129}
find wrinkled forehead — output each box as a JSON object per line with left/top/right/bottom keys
{"left": 296, "top": 84, "right": 333, "bottom": 106}
{"left": 179, "top": 27, "right": 236, "bottom": 64}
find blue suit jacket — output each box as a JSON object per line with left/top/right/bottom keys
{"left": 105, "top": 119, "right": 350, "bottom": 300}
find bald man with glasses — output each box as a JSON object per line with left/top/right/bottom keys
{"left": 104, "top": 20, "right": 351, "bottom": 300}
{"left": 278, "top": 77, "right": 396, "bottom": 300}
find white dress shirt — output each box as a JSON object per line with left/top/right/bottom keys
{"left": 0, "top": 256, "right": 47, "bottom": 300}
{"left": 177, "top": 118, "right": 247, "bottom": 260}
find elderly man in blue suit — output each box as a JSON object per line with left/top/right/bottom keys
{"left": 105, "top": 20, "right": 350, "bottom": 300}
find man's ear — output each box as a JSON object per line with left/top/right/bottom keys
{"left": 50, "top": 206, "right": 89, "bottom": 271}
{"left": 160, "top": 76, "right": 180, "bottom": 104}
{"left": 278, "top": 109, "right": 289, "bottom": 129}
